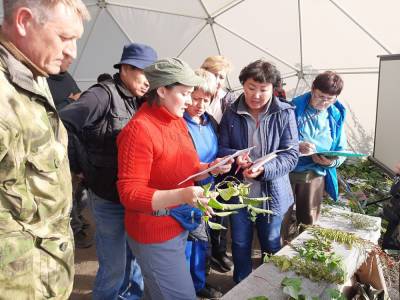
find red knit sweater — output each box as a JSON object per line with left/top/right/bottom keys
{"left": 117, "top": 103, "right": 200, "bottom": 243}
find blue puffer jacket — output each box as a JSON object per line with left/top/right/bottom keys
{"left": 218, "top": 94, "right": 299, "bottom": 216}
{"left": 292, "top": 92, "right": 346, "bottom": 201}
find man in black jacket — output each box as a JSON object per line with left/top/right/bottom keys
{"left": 60, "top": 43, "right": 157, "bottom": 300}
{"left": 47, "top": 56, "right": 92, "bottom": 249}
{"left": 47, "top": 56, "right": 81, "bottom": 110}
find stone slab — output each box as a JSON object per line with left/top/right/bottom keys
{"left": 222, "top": 206, "right": 381, "bottom": 300}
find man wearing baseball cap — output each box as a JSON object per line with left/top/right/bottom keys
{"left": 60, "top": 43, "right": 157, "bottom": 300}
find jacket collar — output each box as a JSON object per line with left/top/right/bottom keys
{"left": 295, "top": 91, "right": 346, "bottom": 121}
{"left": 183, "top": 111, "right": 211, "bottom": 125}
{"left": 231, "top": 93, "right": 292, "bottom": 115}
{"left": 143, "top": 102, "right": 180, "bottom": 124}
{"left": 0, "top": 29, "right": 47, "bottom": 78}
{"left": 0, "top": 30, "right": 53, "bottom": 104}
{"left": 113, "top": 73, "right": 136, "bottom": 99}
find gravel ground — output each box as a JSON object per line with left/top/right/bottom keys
{"left": 383, "top": 252, "right": 400, "bottom": 300}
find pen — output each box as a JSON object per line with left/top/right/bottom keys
{"left": 234, "top": 151, "right": 252, "bottom": 175}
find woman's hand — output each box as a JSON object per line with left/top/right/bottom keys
{"left": 242, "top": 166, "right": 264, "bottom": 179}
{"left": 299, "top": 141, "right": 316, "bottom": 155}
{"left": 209, "top": 157, "right": 234, "bottom": 176}
{"left": 182, "top": 186, "right": 214, "bottom": 216}
{"left": 236, "top": 153, "right": 252, "bottom": 169}
{"left": 394, "top": 162, "right": 400, "bottom": 175}
{"left": 311, "top": 154, "right": 335, "bottom": 166}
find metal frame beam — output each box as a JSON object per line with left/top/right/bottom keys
{"left": 329, "top": 0, "right": 392, "bottom": 55}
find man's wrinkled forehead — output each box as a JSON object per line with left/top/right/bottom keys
{"left": 43, "top": 3, "right": 84, "bottom": 36}
{"left": 3, "top": 0, "right": 90, "bottom": 15}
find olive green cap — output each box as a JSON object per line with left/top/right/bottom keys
{"left": 144, "top": 58, "right": 204, "bottom": 91}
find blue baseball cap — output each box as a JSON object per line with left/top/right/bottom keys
{"left": 113, "top": 43, "right": 158, "bottom": 69}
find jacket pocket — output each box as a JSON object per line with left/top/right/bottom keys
{"left": 109, "top": 112, "right": 131, "bottom": 132}
{"left": 25, "top": 149, "right": 60, "bottom": 189}
{"left": 23, "top": 150, "right": 62, "bottom": 220}
{"left": 27, "top": 152, "right": 59, "bottom": 173}
{"left": 38, "top": 230, "right": 74, "bottom": 296}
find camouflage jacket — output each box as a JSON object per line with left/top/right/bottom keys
{"left": 0, "top": 32, "right": 74, "bottom": 299}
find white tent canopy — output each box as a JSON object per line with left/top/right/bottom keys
{"left": 1, "top": 0, "right": 400, "bottom": 152}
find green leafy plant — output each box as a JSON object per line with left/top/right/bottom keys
{"left": 265, "top": 224, "right": 394, "bottom": 285}
{"left": 304, "top": 225, "right": 366, "bottom": 249}
{"left": 281, "top": 277, "right": 319, "bottom": 300}
{"left": 347, "top": 212, "right": 379, "bottom": 230}
{"left": 265, "top": 255, "right": 347, "bottom": 284}
{"left": 296, "top": 237, "right": 344, "bottom": 280}
{"left": 281, "top": 277, "right": 302, "bottom": 299}
{"left": 199, "top": 178, "right": 272, "bottom": 229}
{"left": 326, "top": 288, "right": 346, "bottom": 300}
{"left": 338, "top": 159, "right": 393, "bottom": 216}
{"left": 264, "top": 226, "right": 355, "bottom": 284}
{"left": 295, "top": 236, "right": 343, "bottom": 271}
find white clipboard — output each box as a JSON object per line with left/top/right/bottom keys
{"left": 178, "top": 146, "right": 256, "bottom": 185}
{"left": 249, "top": 146, "right": 294, "bottom": 172}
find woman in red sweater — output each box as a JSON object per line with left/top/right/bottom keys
{"left": 117, "top": 58, "right": 232, "bottom": 300}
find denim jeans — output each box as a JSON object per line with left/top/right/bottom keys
{"left": 89, "top": 190, "right": 143, "bottom": 300}
{"left": 230, "top": 207, "right": 283, "bottom": 283}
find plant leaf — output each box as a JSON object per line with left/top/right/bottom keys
{"left": 213, "top": 211, "right": 238, "bottom": 217}
{"left": 247, "top": 205, "right": 273, "bottom": 215}
{"left": 202, "top": 182, "right": 212, "bottom": 197}
{"left": 208, "top": 221, "right": 227, "bottom": 230}
{"left": 281, "top": 277, "right": 302, "bottom": 299}
{"left": 208, "top": 197, "right": 224, "bottom": 210}
{"left": 247, "top": 297, "right": 269, "bottom": 300}
{"left": 326, "top": 288, "right": 346, "bottom": 300}
{"left": 238, "top": 183, "right": 252, "bottom": 196}
{"left": 196, "top": 200, "right": 207, "bottom": 213}
{"left": 217, "top": 185, "right": 239, "bottom": 201}
{"left": 242, "top": 196, "right": 271, "bottom": 202}
{"left": 280, "top": 259, "right": 292, "bottom": 271}
{"left": 221, "top": 203, "right": 247, "bottom": 210}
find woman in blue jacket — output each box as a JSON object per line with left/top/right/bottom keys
{"left": 219, "top": 60, "right": 299, "bottom": 283}
{"left": 184, "top": 69, "right": 222, "bottom": 299}
{"left": 291, "top": 71, "right": 346, "bottom": 225}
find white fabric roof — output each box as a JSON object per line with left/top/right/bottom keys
{"left": 2, "top": 0, "right": 400, "bottom": 152}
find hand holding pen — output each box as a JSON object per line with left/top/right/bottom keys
{"left": 299, "top": 141, "right": 316, "bottom": 155}
{"left": 234, "top": 152, "right": 252, "bottom": 175}
{"left": 235, "top": 152, "right": 265, "bottom": 178}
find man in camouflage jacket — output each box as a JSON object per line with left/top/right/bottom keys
{"left": 0, "top": 1, "right": 89, "bottom": 298}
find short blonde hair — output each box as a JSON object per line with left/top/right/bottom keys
{"left": 194, "top": 69, "right": 217, "bottom": 98}
{"left": 3, "top": 0, "right": 90, "bottom": 24}
{"left": 201, "top": 55, "right": 232, "bottom": 74}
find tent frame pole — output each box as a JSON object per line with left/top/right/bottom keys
{"left": 215, "top": 22, "right": 300, "bottom": 73}
{"left": 72, "top": 6, "right": 103, "bottom": 76}
{"left": 105, "top": 0, "right": 204, "bottom": 20}
{"left": 329, "top": 0, "right": 392, "bottom": 54}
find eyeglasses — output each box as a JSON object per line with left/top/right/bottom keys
{"left": 312, "top": 92, "right": 337, "bottom": 104}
